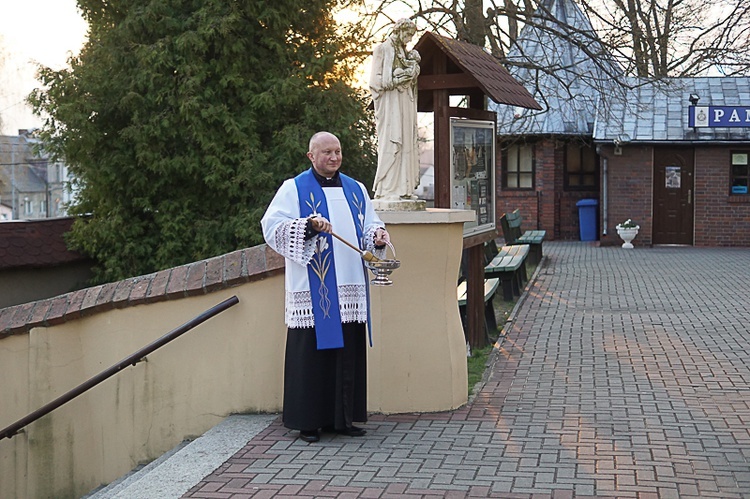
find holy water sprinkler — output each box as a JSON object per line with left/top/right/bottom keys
{"left": 330, "top": 231, "right": 380, "bottom": 262}
{"left": 329, "top": 232, "right": 401, "bottom": 286}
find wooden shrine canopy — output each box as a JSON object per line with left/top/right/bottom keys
{"left": 413, "top": 32, "right": 540, "bottom": 212}
{"left": 414, "top": 32, "right": 541, "bottom": 114}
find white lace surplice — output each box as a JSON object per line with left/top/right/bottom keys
{"left": 261, "top": 178, "right": 386, "bottom": 328}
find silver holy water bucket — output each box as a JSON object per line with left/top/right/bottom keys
{"left": 366, "top": 241, "right": 400, "bottom": 286}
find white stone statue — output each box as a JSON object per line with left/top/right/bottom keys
{"left": 370, "top": 19, "right": 423, "bottom": 207}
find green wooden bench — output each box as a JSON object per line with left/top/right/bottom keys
{"left": 500, "top": 209, "right": 545, "bottom": 265}
{"left": 483, "top": 240, "right": 529, "bottom": 301}
{"left": 457, "top": 277, "right": 499, "bottom": 341}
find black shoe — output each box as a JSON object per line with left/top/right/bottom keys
{"left": 338, "top": 425, "right": 366, "bottom": 437}
{"left": 299, "top": 430, "right": 319, "bottom": 443}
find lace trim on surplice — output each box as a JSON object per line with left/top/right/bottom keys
{"left": 285, "top": 284, "right": 368, "bottom": 328}
{"left": 273, "top": 218, "right": 316, "bottom": 266}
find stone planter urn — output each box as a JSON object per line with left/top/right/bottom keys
{"left": 616, "top": 220, "right": 640, "bottom": 248}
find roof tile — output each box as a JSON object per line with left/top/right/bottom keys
{"left": 0, "top": 306, "right": 15, "bottom": 334}
{"left": 0, "top": 218, "right": 89, "bottom": 270}
{"left": 247, "top": 247, "right": 267, "bottom": 278}
{"left": 493, "top": 0, "right": 622, "bottom": 136}
{"left": 94, "top": 282, "right": 118, "bottom": 311}
{"left": 594, "top": 77, "right": 750, "bottom": 142}
{"left": 0, "top": 243, "right": 282, "bottom": 336}
{"left": 417, "top": 33, "right": 541, "bottom": 111}
{"left": 9, "top": 302, "right": 36, "bottom": 331}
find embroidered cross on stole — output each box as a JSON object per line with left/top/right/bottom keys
{"left": 295, "top": 168, "right": 372, "bottom": 350}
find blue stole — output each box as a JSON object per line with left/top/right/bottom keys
{"left": 295, "top": 168, "right": 373, "bottom": 350}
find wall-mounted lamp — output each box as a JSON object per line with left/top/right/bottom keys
{"left": 689, "top": 94, "right": 701, "bottom": 133}
{"left": 613, "top": 134, "right": 630, "bottom": 156}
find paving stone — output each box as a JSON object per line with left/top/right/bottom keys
{"left": 179, "top": 244, "right": 750, "bottom": 498}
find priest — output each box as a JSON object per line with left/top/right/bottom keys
{"left": 261, "top": 131, "right": 390, "bottom": 443}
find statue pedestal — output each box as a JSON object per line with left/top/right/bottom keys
{"left": 372, "top": 198, "right": 426, "bottom": 212}
{"left": 368, "top": 208, "right": 475, "bottom": 413}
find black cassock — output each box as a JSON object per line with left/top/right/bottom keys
{"left": 283, "top": 322, "right": 368, "bottom": 431}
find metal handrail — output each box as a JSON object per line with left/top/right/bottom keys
{"left": 0, "top": 295, "right": 239, "bottom": 441}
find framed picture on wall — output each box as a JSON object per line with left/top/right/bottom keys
{"left": 450, "top": 118, "right": 496, "bottom": 236}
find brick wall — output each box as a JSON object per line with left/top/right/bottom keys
{"left": 537, "top": 138, "right": 558, "bottom": 237}
{"left": 694, "top": 147, "right": 750, "bottom": 246}
{"left": 497, "top": 140, "right": 750, "bottom": 247}
{"left": 601, "top": 145, "right": 653, "bottom": 247}
{"left": 495, "top": 139, "right": 544, "bottom": 240}
{"left": 496, "top": 138, "right": 600, "bottom": 241}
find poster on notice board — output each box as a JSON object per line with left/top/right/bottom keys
{"left": 450, "top": 118, "right": 496, "bottom": 236}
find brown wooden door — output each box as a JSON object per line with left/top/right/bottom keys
{"left": 653, "top": 147, "right": 694, "bottom": 245}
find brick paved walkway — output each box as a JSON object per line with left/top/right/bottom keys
{"left": 184, "top": 243, "right": 750, "bottom": 498}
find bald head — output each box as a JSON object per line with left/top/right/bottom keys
{"left": 309, "top": 131, "right": 339, "bottom": 152}
{"left": 307, "top": 131, "right": 342, "bottom": 178}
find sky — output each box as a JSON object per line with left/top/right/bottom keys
{"left": 0, "top": 1, "right": 396, "bottom": 137}
{"left": 0, "top": 0, "right": 88, "bottom": 135}
{"left": 0, "top": 0, "right": 416, "bottom": 135}
{"left": 0, "top": 1, "right": 380, "bottom": 137}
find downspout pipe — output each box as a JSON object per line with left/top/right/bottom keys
{"left": 602, "top": 157, "right": 608, "bottom": 236}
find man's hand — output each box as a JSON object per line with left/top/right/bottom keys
{"left": 374, "top": 228, "right": 390, "bottom": 246}
{"left": 310, "top": 216, "right": 332, "bottom": 234}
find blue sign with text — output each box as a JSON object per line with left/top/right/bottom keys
{"left": 689, "top": 106, "right": 750, "bottom": 128}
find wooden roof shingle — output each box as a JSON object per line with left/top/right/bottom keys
{"left": 415, "top": 32, "right": 541, "bottom": 110}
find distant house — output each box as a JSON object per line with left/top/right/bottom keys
{"left": 0, "top": 130, "right": 74, "bottom": 221}
{"left": 0, "top": 217, "right": 92, "bottom": 308}
{"left": 0, "top": 201, "right": 11, "bottom": 221}
{"left": 491, "top": 0, "right": 750, "bottom": 246}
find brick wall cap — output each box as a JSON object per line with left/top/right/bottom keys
{"left": 0, "top": 244, "right": 283, "bottom": 338}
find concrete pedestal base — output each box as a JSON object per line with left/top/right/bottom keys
{"left": 372, "top": 198, "right": 426, "bottom": 212}
{"left": 367, "top": 208, "right": 474, "bottom": 413}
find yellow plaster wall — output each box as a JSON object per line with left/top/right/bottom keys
{"left": 0, "top": 210, "right": 472, "bottom": 498}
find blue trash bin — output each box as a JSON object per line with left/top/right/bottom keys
{"left": 576, "top": 199, "right": 598, "bottom": 241}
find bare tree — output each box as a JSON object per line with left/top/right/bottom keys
{"left": 350, "top": 0, "right": 533, "bottom": 57}
{"left": 581, "top": 0, "right": 750, "bottom": 76}
{"left": 349, "top": 0, "right": 750, "bottom": 78}
{"left": 0, "top": 40, "right": 7, "bottom": 133}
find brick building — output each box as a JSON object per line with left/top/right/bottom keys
{"left": 491, "top": 0, "right": 750, "bottom": 247}
{"left": 0, "top": 217, "right": 92, "bottom": 308}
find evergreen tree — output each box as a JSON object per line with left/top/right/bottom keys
{"left": 30, "top": 0, "right": 376, "bottom": 283}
